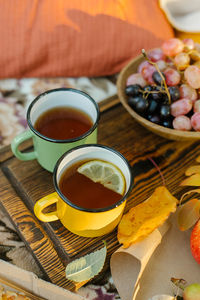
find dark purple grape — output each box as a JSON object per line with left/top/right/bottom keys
{"left": 168, "top": 86, "right": 180, "bottom": 102}
{"left": 160, "top": 93, "right": 169, "bottom": 104}
{"left": 134, "top": 97, "right": 149, "bottom": 114}
{"left": 143, "top": 85, "right": 156, "bottom": 99}
{"left": 128, "top": 96, "right": 141, "bottom": 109}
{"left": 143, "top": 85, "right": 153, "bottom": 92}
{"left": 147, "top": 114, "right": 161, "bottom": 124}
{"left": 148, "top": 99, "right": 159, "bottom": 114}
{"left": 162, "top": 118, "right": 173, "bottom": 128}
{"left": 160, "top": 104, "right": 170, "bottom": 119}
{"left": 125, "top": 84, "right": 142, "bottom": 97}
{"left": 150, "top": 91, "right": 162, "bottom": 101}
{"left": 152, "top": 71, "right": 166, "bottom": 85}
{"left": 152, "top": 85, "right": 169, "bottom": 103}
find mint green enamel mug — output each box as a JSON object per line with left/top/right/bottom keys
{"left": 11, "top": 88, "right": 100, "bottom": 172}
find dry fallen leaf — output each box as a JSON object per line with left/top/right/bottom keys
{"left": 117, "top": 186, "right": 178, "bottom": 248}
{"left": 180, "top": 174, "right": 200, "bottom": 186}
{"left": 180, "top": 189, "right": 200, "bottom": 203}
{"left": 185, "top": 165, "right": 200, "bottom": 176}
{"left": 178, "top": 160, "right": 200, "bottom": 232}
{"left": 178, "top": 199, "right": 200, "bottom": 231}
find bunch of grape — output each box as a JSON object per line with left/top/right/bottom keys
{"left": 125, "top": 38, "right": 200, "bottom": 131}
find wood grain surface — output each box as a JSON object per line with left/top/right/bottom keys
{"left": 0, "top": 100, "right": 199, "bottom": 291}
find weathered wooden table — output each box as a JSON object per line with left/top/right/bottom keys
{"left": 0, "top": 98, "right": 198, "bottom": 291}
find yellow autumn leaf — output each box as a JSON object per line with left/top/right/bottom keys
{"left": 185, "top": 165, "right": 200, "bottom": 176}
{"left": 178, "top": 199, "right": 200, "bottom": 231}
{"left": 196, "top": 155, "right": 200, "bottom": 163}
{"left": 117, "top": 186, "right": 178, "bottom": 248}
{"left": 180, "top": 174, "right": 200, "bottom": 186}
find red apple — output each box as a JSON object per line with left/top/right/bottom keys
{"left": 190, "top": 219, "right": 200, "bottom": 264}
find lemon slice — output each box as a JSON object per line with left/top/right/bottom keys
{"left": 77, "top": 160, "right": 125, "bottom": 195}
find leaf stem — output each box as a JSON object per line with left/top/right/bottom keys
{"left": 171, "top": 277, "right": 187, "bottom": 291}
{"left": 148, "top": 157, "right": 166, "bottom": 186}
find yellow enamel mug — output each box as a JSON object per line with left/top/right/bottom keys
{"left": 34, "top": 144, "right": 133, "bottom": 237}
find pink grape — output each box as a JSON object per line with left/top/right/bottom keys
{"left": 164, "top": 68, "right": 181, "bottom": 86}
{"left": 173, "top": 115, "right": 192, "bottom": 131}
{"left": 137, "top": 60, "right": 150, "bottom": 73}
{"left": 191, "top": 112, "right": 200, "bottom": 131}
{"left": 195, "top": 42, "right": 200, "bottom": 52}
{"left": 183, "top": 38, "right": 195, "bottom": 50}
{"left": 170, "top": 98, "right": 192, "bottom": 117}
{"left": 166, "top": 57, "right": 176, "bottom": 68}
{"left": 193, "top": 99, "right": 200, "bottom": 113}
{"left": 147, "top": 48, "right": 166, "bottom": 62}
{"left": 184, "top": 65, "right": 200, "bottom": 89}
{"left": 174, "top": 52, "right": 190, "bottom": 70}
{"left": 126, "top": 73, "right": 147, "bottom": 87}
{"left": 179, "top": 84, "right": 197, "bottom": 103}
{"left": 141, "top": 64, "right": 156, "bottom": 84}
{"left": 161, "top": 38, "right": 184, "bottom": 57}
{"left": 156, "top": 60, "right": 167, "bottom": 71}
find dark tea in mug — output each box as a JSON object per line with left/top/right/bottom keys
{"left": 34, "top": 107, "right": 93, "bottom": 140}
{"left": 58, "top": 160, "right": 124, "bottom": 210}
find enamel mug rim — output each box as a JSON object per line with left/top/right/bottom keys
{"left": 53, "top": 144, "right": 133, "bottom": 213}
{"left": 27, "top": 88, "right": 100, "bottom": 143}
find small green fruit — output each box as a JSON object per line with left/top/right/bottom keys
{"left": 183, "top": 283, "right": 200, "bottom": 300}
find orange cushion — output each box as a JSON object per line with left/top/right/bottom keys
{"left": 0, "top": 0, "right": 174, "bottom": 78}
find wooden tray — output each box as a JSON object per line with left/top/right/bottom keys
{"left": 0, "top": 99, "right": 199, "bottom": 292}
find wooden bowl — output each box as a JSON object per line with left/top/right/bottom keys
{"left": 117, "top": 54, "right": 200, "bottom": 141}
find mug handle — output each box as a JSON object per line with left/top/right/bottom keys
{"left": 11, "top": 129, "right": 37, "bottom": 161}
{"left": 34, "top": 192, "right": 59, "bottom": 222}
